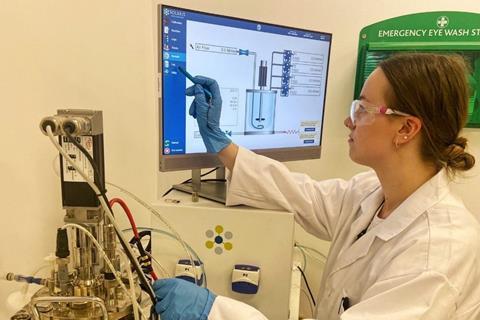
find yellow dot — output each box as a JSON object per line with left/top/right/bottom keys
{"left": 205, "top": 241, "right": 214, "bottom": 249}
{"left": 215, "top": 225, "right": 224, "bottom": 234}
{"left": 224, "top": 242, "right": 233, "bottom": 251}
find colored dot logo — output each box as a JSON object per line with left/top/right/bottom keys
{"left": 205, "top": 225, "right": 233, "bottom": 255}
{"left": 436, "top": 16, "right": 449, "bottom": 29}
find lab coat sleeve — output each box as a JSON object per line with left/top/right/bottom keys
{"left": 208, "top": 296, "right": 268, "bottom": 320}
{"left": 226, "top": 147, "right": 369, "bottom": 240}
{"left": 341, "top": 270, "right": 458, "bottom": 320}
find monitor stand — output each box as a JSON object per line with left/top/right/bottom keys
{"left": 172, "top": 168, "right": 227, "bottom": 204}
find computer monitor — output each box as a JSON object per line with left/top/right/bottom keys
{"left": 158, "top": 5, "right": 332, "bottom": 171}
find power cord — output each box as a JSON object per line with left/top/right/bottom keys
{"left": 297, "top": 266, "right": 316, "bottom": 306}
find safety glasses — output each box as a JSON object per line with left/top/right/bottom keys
{"left": 350, "top": 99, "right": 412, "bottom": 126}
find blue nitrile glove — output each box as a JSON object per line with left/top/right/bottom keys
{"left": 153, "top": 278, "right": 216, "bottom": 320}
{"left": 186, "top": 76, "right": 231, "bottom": 153}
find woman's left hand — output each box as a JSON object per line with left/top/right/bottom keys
{"left": 153, "top": 278, "right": 216, "bottom": 320}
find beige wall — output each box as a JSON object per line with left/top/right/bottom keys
{"left": 1, "top": 1, "right": 479, "bottom": 318}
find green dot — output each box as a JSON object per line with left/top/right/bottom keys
{"left": 205, "top": 241, "right": 214, "bottom": 249}
{"left": 215, "top": 225, "right": 224, "bottom": 234}
{"left": 224, "top": 242, "right": 233, "bottom": 251}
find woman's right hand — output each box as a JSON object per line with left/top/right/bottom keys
{"left": 186, "top": 76, "right": 231, "bottom": 154}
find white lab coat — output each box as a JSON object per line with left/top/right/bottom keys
{"left": 208, "top": 147, "right": 480, "bottom": 320}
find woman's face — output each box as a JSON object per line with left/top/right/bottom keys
{"left": 344, "top": 68, "right": 400, "bottom": 168}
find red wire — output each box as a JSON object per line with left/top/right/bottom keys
{"left": 109, "top": 197, "right": 158, "bottom": 280}
{"left": 110, "top": 198, "right": 140, "bottom": 238}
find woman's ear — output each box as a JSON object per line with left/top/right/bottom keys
{"left": 396, "top": 116, "right": 422, "bottom": 145}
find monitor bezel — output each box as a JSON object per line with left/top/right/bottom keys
{"left": 158, "top": 4, "right": 332, "bottom": 171}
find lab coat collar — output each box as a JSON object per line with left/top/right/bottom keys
{"left": 374, "top": 168, "right": 451, "bottom": 241}
{"left": 330, "top": 169, "right": 450, "bottom": 274}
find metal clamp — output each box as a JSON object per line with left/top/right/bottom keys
{"left": 31, "top": 296, "right": 108, "bottom": 320}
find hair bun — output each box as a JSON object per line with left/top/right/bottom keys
{"left": 452, "top": 137, "right": 467, "bottom": 149}
{"left": 444, "top": 137, "right": 475, "bottom": 171}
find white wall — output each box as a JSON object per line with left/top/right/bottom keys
{"left": 1, "top": 1, "right": 479, "bottom": 318}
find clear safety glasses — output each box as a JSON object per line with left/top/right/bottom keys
{"left": 349, "top": 99, "right": 412, "bottom": 126}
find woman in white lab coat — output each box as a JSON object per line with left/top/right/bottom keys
{"left": 153, "top": 53, "right": 480, "bottom": 320}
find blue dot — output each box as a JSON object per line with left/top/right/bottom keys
{"left": 214, "top": 236, "right": 223, "bottom": 244}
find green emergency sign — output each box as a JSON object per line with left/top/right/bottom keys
{"left": 354, "top": 11, "right": 480, "bottom": 127}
